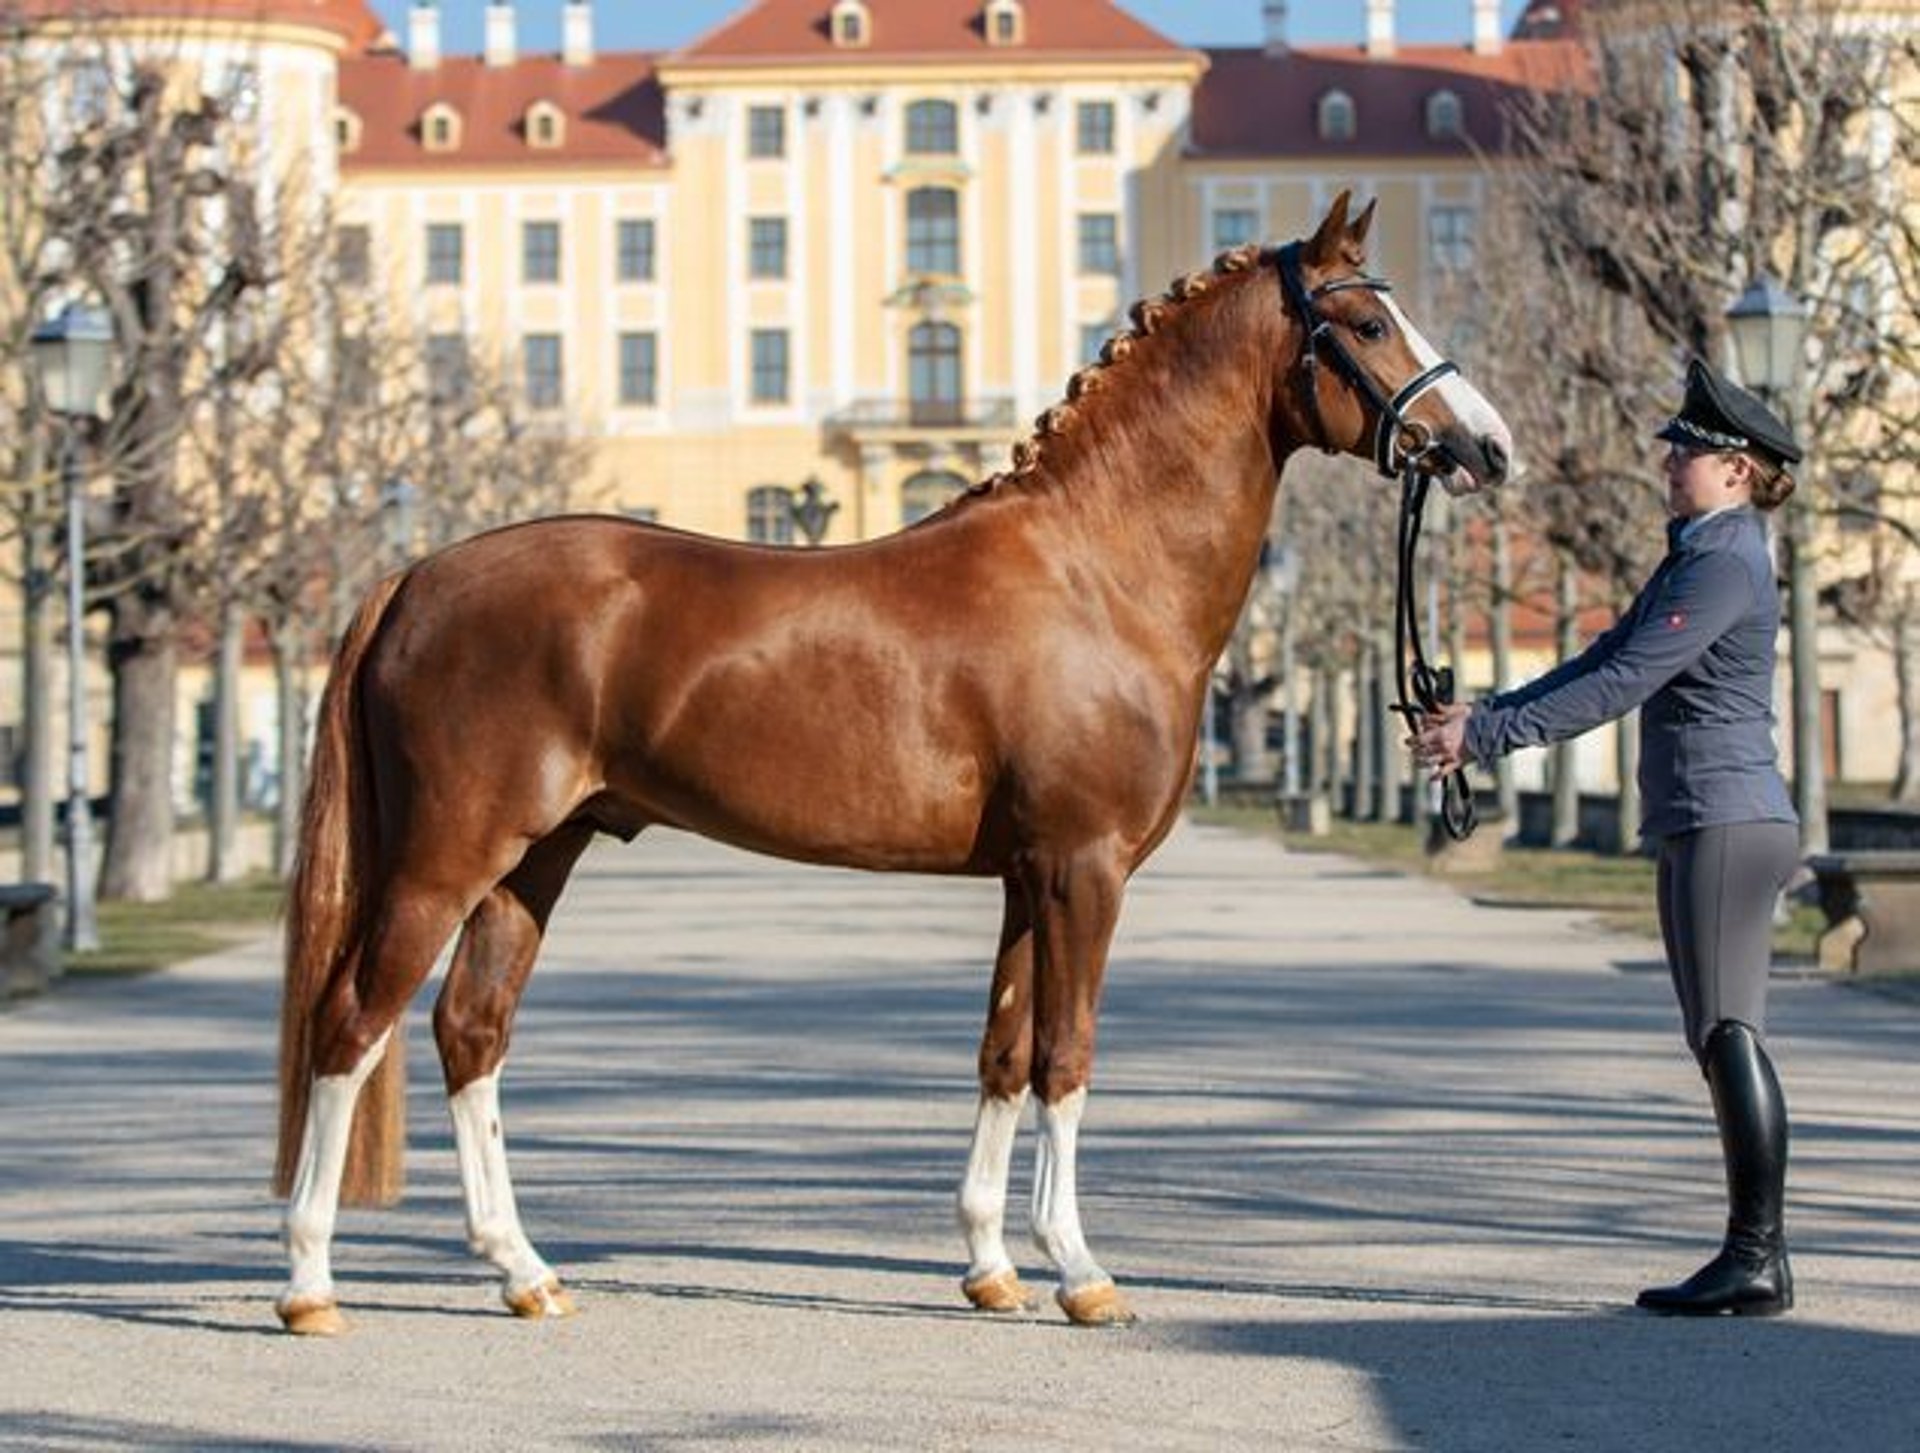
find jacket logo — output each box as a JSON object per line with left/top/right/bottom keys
{"left": 1665, "top": 610, "right": 1687, "bottom": 630}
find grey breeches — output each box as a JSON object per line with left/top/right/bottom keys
{"left": 1656, "top": 821, "right": 1801, "bottom": 1058}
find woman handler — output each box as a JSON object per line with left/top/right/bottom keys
{"left": 1412, "top": 358, "right": 1802, "bottom": 1317}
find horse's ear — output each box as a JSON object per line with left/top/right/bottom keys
{"left": 1345, "top": 198, "right": 1377, "bottom": 267}
{"left": 1303, "top": 189, "right": 1353, "bottom": 269}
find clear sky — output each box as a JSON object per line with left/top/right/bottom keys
{"left": 367, "top": 1, "right": 1537, "bottom": 56}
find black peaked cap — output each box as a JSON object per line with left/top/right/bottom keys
{"left": 1654, "top": 357, "right": 1803, "bottom": 465}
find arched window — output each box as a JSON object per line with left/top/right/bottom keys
{"left": 1317, "top": 90, "right": 1356, "bottom": 143}
{"left": 423, "top": 102, "right": 462, "bottom": 152}
{"left": 746, "top": 485, "right": 795, "bottom": 544}
{"left": 1426, "top": 89, "right": 1464, "bottom": 140}
{"left": 905, "top": 99, "right": 958, "bottom": 155}
{"left": 527, "top": 100, "right": 566, "bottom": 149}
{"left": 831, "top": 0, "right": 870, "bottom": 47}
{"left": 902, "top": 469, "right": 969, "bottom": 525}
{"left": 984, "top": 0, "right": 1025, "bottom": 47}
{"left": 909, "top": 322, "right": 963, "bottom": 426}
{"left": 335, "top": 106, "right": 362, "bottom": 153}
{"left": 906, "top": 187, "right": 960, "bottom": 276}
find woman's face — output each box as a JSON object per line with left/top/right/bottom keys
{"left": 1663, "top": 444, "right": 1753, "bottom": 519}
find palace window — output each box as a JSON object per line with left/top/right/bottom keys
{"left": 426, "top": 333, "right": 469, "bottom": 404}
{"left": 748, "top": 105, "right": 785, "bottom": 159}
{"left": 1428, "top": 206, "right": 1476, "bottom": 273}
{"left": 527, "top": 100, "right": 566, "bottom": 149}
{"left": 749, "top": 217, "right": 788, "bottom": 280}
{"left": 906, "top": 187, "right": 961, "bottom": 276}
{"left": 984, "top": 0, "right": 1024, "bottom": 47}
{"left": 1077, "top": 213, "right": 1119, "bottom": 275}
{"left": 523, "top": 221, "right": 562, "bottom": 284}
{"left": 1076, "top": 100, "right": 1115, "bottom": 155}
{"left": 425, "top": 222, "right": 464, "bottom": 285}
{"left": 1426, "top": 89, "right": 1465, "bottom": 140}
{"left": 747, "top": 485, "right": 796, "bottom": 544}
{"left": 902, "top": 469, "right": 969, "bottom": 524}
{"left": 831, "top": 0, "right": 870, "bottom": 48}
{"left": 1212, "top": 208, "right": 1260, "bottom": 251}
{"left": 524, "top": 334, "right": 563, "bottom": 410}
{"left": 751, "top": 329, "right": 790, "bottom": 404}
{"left": 619, "top": 332, "right": 658, "bottom": 407}
{"left": 422, "top": 102, "right": 462, "bottom": 152}
{"left": 616, "top": 219, "right": 656, "bottom": 282}
{"left": 335, "top": 225, "right": 370, "bottom": 286}
{"left": 905, "top": 99, "right": 958, "bottom": 155}
{"left": 909, "top": 322, "right": 962, "bottom": 426}
{"left": 1317, "top": 90, "right": 1356, "bottom": 142}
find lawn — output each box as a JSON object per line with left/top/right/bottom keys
{"left": 63, "top": 873, "right": 285, "bottom": 977}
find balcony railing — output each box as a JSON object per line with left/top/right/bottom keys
{"left": 827, "top": 395, "right": 1018, "bottom": 434}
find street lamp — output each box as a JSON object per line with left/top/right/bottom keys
{"left": 29, "top": 301, "right": 115, "bottom": 953}
{"left": 789, "top": 476, "right": 838, "bottom": 547}
{"left": 379, "top": 476, "right": 419, "bottom": 567}
{"left": 1724, "top": 273, "right": 1825, "bottom": 854}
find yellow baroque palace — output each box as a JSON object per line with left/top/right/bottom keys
{"left": 322, "top": 0, "right": 1576, "bottom": 542}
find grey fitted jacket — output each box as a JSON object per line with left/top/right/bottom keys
{"left": 1463, "top": 506, "right": 1797, "bottom": 841}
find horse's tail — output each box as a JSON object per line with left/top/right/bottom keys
{"left": 273, "top": 571, "right": 408, "bottom": 1207}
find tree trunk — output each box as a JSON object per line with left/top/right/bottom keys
{"left": 1894, "top": 597, "right": 1920, "bottom": 804}
{"left": 1782, "top": 505, "right": 1828, "bottom": 852}
{"left": 1309, "top": 662, "right": 1331, "bottom": 797}
{"left": 1490, "top": 513, "right": 1518, "bottom": 831}
{"left": 1228, "top": 683, "right": 1271, "bottom": 784}
{"left": 98, "top": 595, "right": 179, "bottom": 902}
{"left": 1549, "top": 553, "right": 1580, "bottom": 848}
{"left": 1615, "top": 707, "right": 1641, "bottom": 856}
{"left": 1378, "top": 624, "right": 1407, "bottom": 823}
{"left": 20, "top": 487, "right": 57, "bottom": 885}
{"left": 1353, "top": 642, "right": 1376, "bottom": 822}
{"left": 271, "top": 621, "right": 307, "bottom": 878}
{"left": 207, "top": 599, "right": 242, "bottom": 882}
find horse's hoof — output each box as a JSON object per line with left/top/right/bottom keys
{"left": 277, "top": 1296, "right": 348, "bottom": 1337}
{"left": 505, "top": 1277, "right": 576, "bottom": 1320}
{"left": 962, "top": 1267, "right": 1038, "bottom": 1313}
{"left": 1057, "top": 1281, "right": 1137, "bottom": 1327}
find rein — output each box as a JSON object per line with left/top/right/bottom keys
{"left": 1275, "top": 243, "right": 1478, "bottom": 841}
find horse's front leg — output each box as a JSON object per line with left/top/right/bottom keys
{"left": 1027, "top": 846, "right": 1136, "bottom": 1327}
{"left": 958, "top": 878, "right": 1036, "bottom": 1313}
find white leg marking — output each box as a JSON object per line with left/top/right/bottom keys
{"left": 1384, "top": 295, "right": 1514, "bottom": 493}
{"left": 957, "top": 1090, "right": 1028, "bottom": 1283}
{"left": 448, "top": 1069, "right": 556, "bottom": 1301}
{"left": 280, "top": 1030, "right": 391, "bottom": 1314}
{"left": 1030, "top": 1088, "right": 1110, "bottom": 1294}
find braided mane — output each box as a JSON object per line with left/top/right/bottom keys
{"left": 970, "top": 242, "right": 1270, "bottom": 496}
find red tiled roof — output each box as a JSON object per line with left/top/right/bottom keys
{"left": 18, "top": 0, "right": 386, "bottom": 51}
{"left": 1190, "top": 42, "right": 1586, "bottom": 158}
{"left": 673, "top": 0, "right": 1193, "bottom": 66}
{"left": 338, "top": 51, "right": 667, "bottom": 170}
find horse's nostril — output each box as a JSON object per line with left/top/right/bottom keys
{"left": 1481, "top": 435, "right": 1510, "bottom": 481}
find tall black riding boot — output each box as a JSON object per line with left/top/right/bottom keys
{"left": 1637, "top": 1021, "right": 1793, "bottom": 1316}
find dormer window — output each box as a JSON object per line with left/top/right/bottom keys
{"left": 527, "top": 100, "right": 566, "bottom": 149}
{"left": 335, "top": 105, "right": 362, "bottom": 154}
{"left": 422, "top": 101, "right": 462, "bottom": 153}
{"left": 984, "top": 0, "right": 1024, "bottom": 47}
{"left": 831, "top": 0, "right": 870, "bottom": 48}
{"left": 1426, "top": 89, "right": 1464, "bottom": 140}
{"left": 1317, "top": 89, "right": 1356, "bottom": 142}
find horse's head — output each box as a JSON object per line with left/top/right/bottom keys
{"left": 1273, "top": 191, "right": 1512, "bottom": 496}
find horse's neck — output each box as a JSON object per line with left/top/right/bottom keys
{"left": 1029, "top": 304, "right": 1292, "bottom": 673}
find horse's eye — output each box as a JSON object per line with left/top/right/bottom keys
{"left": 1355, "top": 318, "right": 1390, "bottom": 343}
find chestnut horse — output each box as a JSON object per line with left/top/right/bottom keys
{"left": 273, "top": 193, "right": 1512, "bottom": 1335}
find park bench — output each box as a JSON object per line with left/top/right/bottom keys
{"left": 0, "top": 882, "right": 60, "bottom": 998}
{"left": 1806, "top": 851, "right": 1920, "bottom": 975}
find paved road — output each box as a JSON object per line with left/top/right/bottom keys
{"left": 2, "top": 822, "right": 1916, "bottom": 1451}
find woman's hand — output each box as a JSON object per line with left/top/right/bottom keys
{"left": 1407, "top": 703, "right": 1472, "bottom": 779}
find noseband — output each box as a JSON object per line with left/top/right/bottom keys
{"left": 1274, "top": 242, "right": 1478, "bottom": 841}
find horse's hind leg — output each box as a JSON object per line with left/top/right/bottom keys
{"left": 957, "top": 878, "right": 1036, "bottom": 1313}
{"left": 280, "top": 880, "right": 469, "bottom": 1335}
{"left": 1026, "top": 846, "right": 1135, "bottom": 1326}
{"left": 434, "top": 822, "right": 595, "bottom": 1319}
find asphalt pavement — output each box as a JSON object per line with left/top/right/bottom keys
{"left": 2, "top": 820, "right": 1916, "bottom": 1451}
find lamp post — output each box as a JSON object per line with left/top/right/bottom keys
{"left": 29, "top": 302, "right": 115, "bottom": 953}
{"left": 790, "top": 476, "right": 838, "bottom": 548}
{"left": 1264, "top": 540, "right": 1302, "bottom": 797}
{"left": 1725, "top": 274, "right": 1825, "bottom": 854}
{"left": 380, "top": 476, "right": 419, "bottom": 567}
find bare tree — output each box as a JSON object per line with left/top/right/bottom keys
{"left": 1507, "top": 0, "right": 1920, "bottom": 845}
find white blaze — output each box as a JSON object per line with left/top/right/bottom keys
{"left": 1384, "top": 294, "right": 1513, "bottom": 495}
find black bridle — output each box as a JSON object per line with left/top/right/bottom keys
{"left": 1275, "top": 243, "right": 1477, "bottom": 841}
